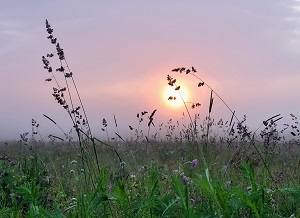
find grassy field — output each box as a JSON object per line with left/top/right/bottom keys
{"left": 0, "top": 20, "right": 300, "bottom": 217}
{"left": 1, "top": 127, "right": 300, "bottom": 217}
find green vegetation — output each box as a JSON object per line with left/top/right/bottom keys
{"left": 1, "top": 136, "right": 300, "bottom": 217}
{"left": 0, "top": 20, "right": 299, "bottom": 217}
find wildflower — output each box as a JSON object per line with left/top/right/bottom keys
{"left": 45, "top": 176, "right": 50, "bottom": 184}
{"left": 140, "top": 165, "right": 147, "bottom": 172}
{"left": 173, "top": 169, "right": 179, "bottom": 174}
{"left": 161, "top": 175, "right": 168, "bottom": 180}
{"left": 70, "top": 169, "right": 75, "bottom": 174}
{"left": 190, "top": 159, "right": 198, "bottom": 168}
{"left": 120, "top": 161, "right": 126, "bottom": 168}
{"left": 226, "top": 181, "right": 232, "bottom": 187}
{"left": 182, "top": 175, "right": 191, "bottom": 185}
{"left": 71, "top": 160, "right": 77, "bottom": 165}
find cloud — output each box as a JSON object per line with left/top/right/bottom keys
{"left": 283, "top": 0, "right": 300, "bottom": 54}
{"left": 0, "top": 20, "right": 43, "bottom": 56}
{"left": 291, "top": 3, "right": 300, "bottom": 12}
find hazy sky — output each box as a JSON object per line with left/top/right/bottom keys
{"left": 1, "top": 1, "right": 300, "bottom": 140}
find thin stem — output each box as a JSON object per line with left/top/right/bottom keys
{"left": 188, "top": 71, "right": 277, "bottom": 186}
{"left": 174, "top": 84, "right": 196, "bottom": 142}
{"left": 63, "top": 57, "right": 93, "bottom": 137}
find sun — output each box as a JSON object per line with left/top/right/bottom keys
{"left": 163, "top": 85, "right": 189, "bottom": 108}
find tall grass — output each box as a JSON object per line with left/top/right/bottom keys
{"left": 0, "top": 20, "right": 300, "bottom": 217}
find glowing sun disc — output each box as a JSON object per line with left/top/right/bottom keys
{"left": 163, "top": 86, "right": 189, "bottom": 108}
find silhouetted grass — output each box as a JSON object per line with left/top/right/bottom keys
{"left": 0, "top": 20, "right": 300, "bottom": 217}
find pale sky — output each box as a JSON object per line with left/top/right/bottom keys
{"left": 1, "top": 1, "right": 300, "bottom": 140}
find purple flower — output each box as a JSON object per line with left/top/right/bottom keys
{"left": 226, "top": 181, "right": 232, "bottom": 187}
{"left": 190, "top": 159, "right": 198, "bottom": 168}
{"left": 182, "top": 175, "right": 191, "bottom": 185}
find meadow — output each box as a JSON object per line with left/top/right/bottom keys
{"left": 0, "top": 20, "right": 300, "bottom": 217}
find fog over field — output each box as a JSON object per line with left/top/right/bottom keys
{"left": 1, "top": 1, "right": 300, "bottom": 140}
